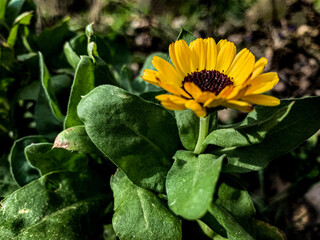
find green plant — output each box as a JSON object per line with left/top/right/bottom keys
{"left": 1, "top": 1, "right": 320, "bottom": 239}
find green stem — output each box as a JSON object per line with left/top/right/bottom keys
{"left": 194, "top": 115, "right": 210, "bottom": 154}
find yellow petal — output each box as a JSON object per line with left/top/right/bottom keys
{"left": 247, "top": 57, "right": 268, "bottom": 82}
{"left": 222, "top": 100, "right": 254, "bottom": 112}
{"left": 245, "top": 72, "right": 279, "bottom": 95}
{"left": 226, "top": 48, "right": 255, "bottom": 85}
{"left": 185, "top": 100, "right": 207, "bottom": 117}
{"left": 141, "top": 69, "right": 160, "bottom": 86}
{"left": 217, "top": 39, "right": 228, "bottom": 54}
{"left": 241, "top": 94, "right": 280, "bottom": 106}
{"left": 156, "top": 94, "right": 187, "bottom": 111}
{"left": 197, "top": 91, "right": 217, "bottom": 104}
{"left": 190, "top": 38, "right": 206, "bottom": 71}
{"left": 184, "top": 82, "right": 202, "bottom": 100}
{"left": 205, "top": 38, "right": 217, "bottom": 71}
{"left": 159, "top": 82, "right": 191, "bottom": 98}
{"left": 161, "top": 101, "right": 187, "bottom": 111}
{"left": 152, "top": 56, "right": 182, "bottom": 85}
{"left": 174, "top": 40, "right": 194, "bottom": 75}
{"left": 156, "top": 94, "right": 188, "bottom": 104}
{"left": 215, "top": 41, "right": 236, "bottom": 73}
{"left": 204, "top": 98, "right": 224, "bottom": 108}
{"left": 169, "top": 42, "right": 185, "bottom": 79}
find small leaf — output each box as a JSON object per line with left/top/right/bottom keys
{"left": 175, "top": 110, "right": 199, "bottom": 151}
{"left": 63, "top": 41, "right": 80, "bottom": 69}
{"left": 25, "top": 143, "right": 89, "bottom": 175}
{"left": 0, "top": 0, "right": 7, "bottom": 21}
{"left": 78, "top": 85, "right": 179, "bottom": 192}
{"left": 9, "top": 136, "right": 47, "bottom": 186}
{"left": 119, "top": 65, "right": 133, "bottom": 92}
{"left": 64, "top": 56, "right": 94, "bottom": 129}
{"left": 213, "top": 97, "right": 320, "bottom": 172}
{"left": 204, "top": 102, "right": 294, "bottom": 148}
{"left": 13, "top": 10, "right": 33, "bottom": 25}
{"left": 38, "top": 52, "right": 64, "bottom": 122}
{"left": 166, "top": 150, "right": 224, "bottom": 220}
{"left": 254, "top": 220, "right": 286, "bottom": 240}
{"left": 111, "top": 170, "right": 182, "bottom": 240}
{"left": 176, "top": 27, "right": 196, "bottom": 44}
{"left": 54, "top": 125, "right": 100, "bottom": 154}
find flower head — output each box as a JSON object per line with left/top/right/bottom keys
{"left": 142, "top": 38, "right": 280, "bottom": 117}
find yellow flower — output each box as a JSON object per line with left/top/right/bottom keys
{"left": 141, "top": 38, "right": 280, "bottom": 117}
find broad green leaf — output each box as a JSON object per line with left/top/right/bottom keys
{"left": 176, "top": 27, "right": 196, "bottom": 44}
{"left": 202, "top": 177, "right": 256, "bottom": 240}
{"left": 64, "top": 56, "right": 94, "bottom": 129}
{"left": 175, "top": 110, "right": 199, "bottom": 151}
{"left": 8, "top": 135, "right": 47, "bottom": 186}
{"left": 63, "top": 41, "right": 80, "bottom": 69}
{"left": 25, "top": 143, "right": 89, "bottom": 175}
{"left": 53, "top": 125, "right": 100, "bottom": 154}
{"left": 38, "top": 52, "right": 64, "bottom": 122}
{"left": 0, "top": 0, "right": 6, "bottom": 21}
{"left": 111, "top": 170, "right": 182, "bottom": 240}
{"left": 204, "top": 102, "right": 293, "bottom": 148}
{"left": 0, "top": 155, "right": 19, "bottom": 198}
{"left": 0, "top": 171, "right": 110, "bottom": 239}
{"left": 78, "top": 85, "right": 179, "bottom": 192}
{"left": 166, "top": 150, "right": 224, "bottom": 220}
{"left": 213, "top": 97, "right": 320, "bottom": 172}
{"left": 132, "top": 52, "right": 166, "bottom": 94}
{"left": 254, "top": 220, "right": 286, "bottom": 240}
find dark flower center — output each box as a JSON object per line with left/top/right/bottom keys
{"left": 183, "top": 69, "right": 233, "bottom": 95}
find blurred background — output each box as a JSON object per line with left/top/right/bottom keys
{"left": 1, "top": 0, "right": 320, "bottom": 239}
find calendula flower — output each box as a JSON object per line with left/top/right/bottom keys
{"left": 141, "top": 38, "right": 280, "bottom": 117}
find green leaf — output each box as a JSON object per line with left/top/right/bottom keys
{"left": 119, "top": 65, "right": 132, "bottom": 92}
{"left": 204, "top": 102, "right": 294, "bottom": 148}
{"left": 64, "top": 56, "right": 94, "bottom": 129}
{"left": 0, "top": 155, "right": 19, "bottom": 198}
{"left": 213, "top": 97, "right": 320, "bottom": 172}
{"left": 111, "top": 170, "right": 182, "bottom": 240}
{"left": 38, "top": 52, "right": 64, "bottom": 122}
{"left": 0, "top": 0, "right": 7, "bottom": 21}
{"left": 9, "top": 135, "right": 47, "bottom": 186}
{"left": 202, "top": 177, "right": 256, "bottom": 240}
{"left": 13, "top": 10, "right": 33, "bottom": 25}
{"left": 0, "top": 171, "right": 110, "bottom": 239}
{"left": 175, "top": 110, "right": 199, "bottom": 151}
{"left": 254, "top": 220, "right": 286, "bottom": 240}
{"left": 176, "top": 27, "right": 196, "bottom": 45}
{"left": 25, "top": 143, "right": 89, "bottom": 175}
{"left": 6, "top": 0, "right": 25, "bottom": 25}
{"left": 53, "top": 125, "right": 100, "bottom": 154}
{"left": 36, "top": 18, "right": 74, "bottom": 67}
{"left": 94, "top": 56, "right": 117, "bottom": 86}
{"left": 78, "top": 85, "right": 179, "bottom": 192}
{"left": 132, "top": 52, "right": 166, "bottom": 94}
{"left": 166, "top": 150, "right": 224, "bottom": 220}
{"left": 63, "top": 41, "right": 80, "bottom": 69}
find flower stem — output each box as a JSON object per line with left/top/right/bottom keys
{"left": 194, "top": 115, "right": 210, "bottom": 154}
